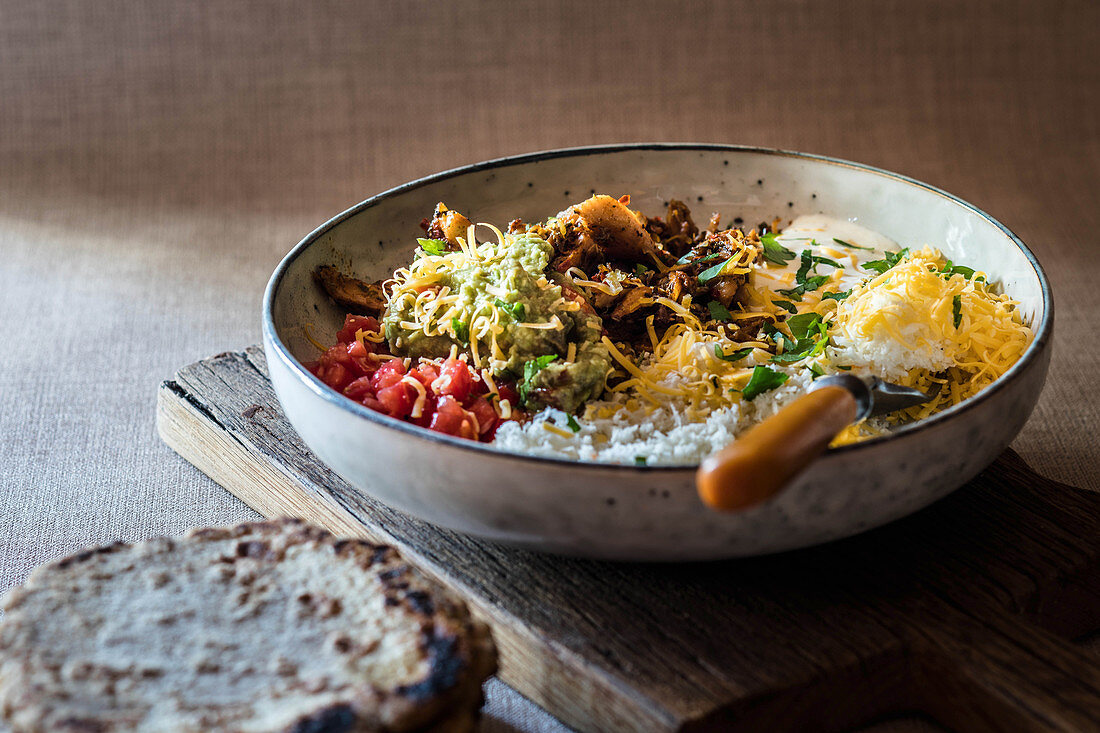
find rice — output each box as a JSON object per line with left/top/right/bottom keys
{"left": 493, "top": 369, "right": 817, "bottom": 466}
{"left": 827, "top": 286, "right": 954, "bottom": 379}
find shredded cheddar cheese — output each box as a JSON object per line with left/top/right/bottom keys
{"left": 401, "top": 376, "right": 428, "bottom": 419}
{"left": 599, "top": 322, "right": 760, "bottom": 418}
{"left": 828, "top": 247, "right": 1032, "bottom": 443}
{"left": 542, "top": 422, "right": 575, "bottom": 439}
{"left": 584, "top": 242, "right": 1031, "bottom": 447}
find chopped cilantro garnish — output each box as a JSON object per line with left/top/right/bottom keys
{"left": 862, "top": 248, "right": 909, "bottom": 274}
{"left": 494, "top": 298, "right": 526, "bottom": 322}
{"left": 677, "top": 251, "right": 721, "bottom": 265}
{"left": 833, "top": 237, "right": 873, "bottom": 251}
{"left": 697, "top": 256, "right": 735, "bottom": 284}
{"left": 810, "top": 254, "right": 843, "bottom": 269}
{"left": 417, "top": 237, "right": 447, "bottom": 256}
{"left": 779, "top": 249, "right": 836, "bottom": 300}
{"left": 707, "top": 300, "right": 732, "bottom": 321}
{"left": 518, "top": 354, "right": 559, "bottom": 404}
{"left": 762, "top": 322, "right": 793, "bottom": 351}
{"left": 761, "top": 233, "right": 797, "bottom": 266}
{"left": 786, "top": 312, "right": 824, "bottom": 338}
{"left": 770, "top": 312, "right": 829, "bottom": 364}
{"left": 635, "top": 263, "right": 649, "bottom": 277}
{"left": 795, "top": 249, "right": 814, "bottom": 282}
{"left": 775, "top": 287, "right": 803, "bottom": 302}
{"left": 772, "top": 299, "right": 797, "bottom": 313}
{"left": 942, "top": 260, "right": 979, "bottom": 280}
{"left": 566, "top": 414, "right": 581, "bottom": 433}
{"left": 741, "top": 365, "right": 790, "bottom": 400}
{"left": 714, "top": 345, "right": 754, "bottom": 363}
{"left": 634, "top": 455, "right": 648, "bottom": 466}
{"left": 777, "top": 275, "right": 830, "bottom": 301}
{"left": 821, "top": 290, "right": 851, "bottom": 301}
{"left": 451, "top": 318, "right": 469, "bottom": 345}
{"left": 806, "top": 363, "right": 825, "bottom": 380}
{"left": 796, "top": 248, "right": 841, "bottom": 277}
{"left": 952, "top": 294, "right": 963, "bottom": 328}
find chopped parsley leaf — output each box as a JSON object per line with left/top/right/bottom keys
{"left": 952, "top": 294, "right": 963, "bottom": 328}
{"left": 810, "top": 254, "right": 843, "bottom": 269}
{"left": 821, "top": 290, "right": 851, "bottom": 301}
{"left": 833, "top": 237, "right": 873, "bottom": 251}
{"left": 772, "top": 299, "right": 797, "bottom": 313}
{"left": 786, "top": 312, "right": 824, "bottom": 339}
{"left": 795, "top": 249, "right": 814, "bottom": 282}
{"left": 707, "top": 300, "right": 732, "bottom": 321}
{"left": 741, "top": 365, "right": 790, "bottom": 400}
{"left": 518, "top": 354, "right": 558, "bottom": 403}
{"left": 777, "top": 275, "right": 830, "bottom": 301}
{"left": 417, "top": 237, "right": 448, "bottom": 256}
{"left": 942, "top": 260, "right": 981, "bottom": 281}
{"left": 634, "top": 455, "right": 648, "bottom": 466}
{"left": 566, "top": 414, "right": 581, "bottom": 433}
{"left": 762, "top": 322, "right": 793, "bottom": 351}
{"left": 806, "top": 363, "right": 825, "bottom": 380}
{"left": 779, "top": 249, "right": 837, "bottom": 300}
{"left": 677, "top": 251, "right": 721, "bottom": 265}
{"left": 451, "top": 318, "right": 469, "bottom": 345}
{"left": 494, "top": 298, "right": 526, "bottom": 322}
{"left": 775, "top": 286, "right": 803, "bottom": 302}
{"left": 761, "top": 232, "right": 797, "bottom": 266}
{"left": 770, "top": 312, "right": 829, "bottom": 364}
{"left": 714, "top": 345, "right": 754, "bottom": 363}
{"left": 795, "top": 249, "right": 842, "bottom": 279}
{"left": 635, "top": 263, "right": 649, "bottom": 277}
{"left": 862, "top": 248, "right": 910, "bottom": 275}
{"left": 697, "top": 256, "right": 735, "bottom": 283}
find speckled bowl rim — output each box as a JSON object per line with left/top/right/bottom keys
{"left": 263, "top": 143, "right": 1054, "bottom": 473}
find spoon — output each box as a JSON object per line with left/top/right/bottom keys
{"left": 696, "top": 374, "right": 935, "bottom": 511}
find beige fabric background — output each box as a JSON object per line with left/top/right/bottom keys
{"left": 1, "top": 1, "right": 1097, "bottom": 730}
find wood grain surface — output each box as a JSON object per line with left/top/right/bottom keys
{"left": 158, "top": 347, "right": 1100, "bottom": 732}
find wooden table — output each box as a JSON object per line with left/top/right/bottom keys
{"left": 159, "top": 347, "right": 1100, "bottom": 731}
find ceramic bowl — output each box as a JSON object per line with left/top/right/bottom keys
{"left": 263, "top": 144, "right": 1052, "bottom": 561}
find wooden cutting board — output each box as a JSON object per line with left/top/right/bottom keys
{"left": 157, "top": 347, "right": 1100, "bottom": 732}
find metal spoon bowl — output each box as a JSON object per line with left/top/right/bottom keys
{"left": 697, "top": 375, "right": 936, "bottom": 512}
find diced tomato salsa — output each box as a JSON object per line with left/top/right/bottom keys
{"left": 305, "top": 314, "right": 515, "bottom": 441}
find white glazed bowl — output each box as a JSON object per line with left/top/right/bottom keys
{"left": 263, "top": 145, "right": 1052, "bottom": 561}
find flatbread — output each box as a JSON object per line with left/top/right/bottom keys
{"left": 0, "top": 519, "right": 496, "bottom": 732}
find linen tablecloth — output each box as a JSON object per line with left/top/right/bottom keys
{"left": 2, "top": 2, "right": 1097, "bottom": 730}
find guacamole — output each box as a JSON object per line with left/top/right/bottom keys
{"left": 383, "top": 232, "right": 610, "bottom": 413}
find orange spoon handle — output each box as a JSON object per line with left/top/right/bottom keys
{"left": 696, "top": 385, "right": 857, "bottom": 512}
